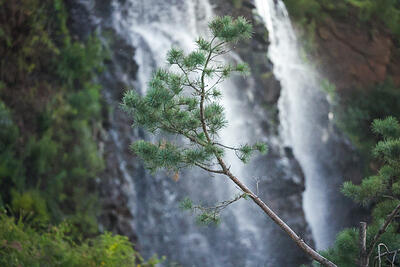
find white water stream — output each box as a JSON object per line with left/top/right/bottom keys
{"left": 108, "top": 1, "right": 275, "bottom": 265}
{"left": 255, "top": 0, "right": 351, "bottom": 249}
{"left": 84, "top": 0, "right": 358, "bottom": 264}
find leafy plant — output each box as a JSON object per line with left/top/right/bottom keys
{"left": 0, "top": 212, "right": 162, "bottom": 267}
{"left": 0, "top": 0, "right": 159, "bottom": 265}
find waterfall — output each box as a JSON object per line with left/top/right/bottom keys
{"left": 108, "top": 1, "right": 266, "bottom": 265}
{"left": 75, "top": 0, "right": 327, "bottom": 265}
{"left": 254, "top": 0, "right": 357, "bottom": 249}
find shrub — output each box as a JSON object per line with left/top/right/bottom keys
{"left": 0, "top": 212, "right": 162, "bottom": 267}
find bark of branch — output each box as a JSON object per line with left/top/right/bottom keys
{"left": 216, "top": 156, "right": 337, "bottom": 267}
{"left": 359, "top": 222, "right": 369, "bottom": 267}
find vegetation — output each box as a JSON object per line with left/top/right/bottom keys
{"left": 122, "top": 16, "right": 337, "bottom": 267}
{"left": 0, "top": 0, "right": 159, "bottom": 265}
{"left": 0, "top": 212, "right": 161, "bottom": 267}
{"left": 282, "top": 1, "right": 400, "bottom": 266}
{"left": 282, "top": 0, "right": 400, "bottom": 174}
{"left": 283, "top": 0, "right": 400, "bottom": 41}
{"left": 315, "top": 117, "right": 400, "bottom": 266}
{"left": 0, "top": 0, "right": 105, "bottom": 235}
{"left": 336, "top": 80, "right": 400, "bottom": 166}
{"left": 1, "top": 0, "right": 399, "bottom": 266}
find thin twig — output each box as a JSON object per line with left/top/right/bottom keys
{"left": 192, "top": 193, "right": 247, "bottom": 214}
{"left": 194, "top": 163, "right": 224, "bottom": 174}
{"left": 213, "top": 142, "right": 240, "bottom": 151}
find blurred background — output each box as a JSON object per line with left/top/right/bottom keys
{"left": 1, "top": 0, "right": 399, "bottom": 266}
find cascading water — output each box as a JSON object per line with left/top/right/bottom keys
{"left": 254, "top": 0, "right": 358, "bottom": 249}
{"left": 70, "top": 0, "right": 333, "bottom": 265}
{"left": 104, "top": 0, "right": 312, "bottom": 265}
{"left": 108, "top": 1, "right": 286, "bottom": 265}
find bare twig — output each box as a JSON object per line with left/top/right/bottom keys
{"left": 192, "top": 193, "right": 247, "bottom": 214}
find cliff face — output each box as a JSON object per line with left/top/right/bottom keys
{"left": 314, "top": 16, "right": 400, "bottom": 94}
{"left": 295, "top": 7, "right": 400, "bottom": 179}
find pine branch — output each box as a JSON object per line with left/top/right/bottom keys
{"left": 123, "top": 16, "right": 337, "bottom": 267}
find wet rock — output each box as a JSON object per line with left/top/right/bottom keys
{"left": 64, "top": 0, "right": 97, "bottom": 39}
{"left": 211, "top": 0, "right": 282, "bottom": 109}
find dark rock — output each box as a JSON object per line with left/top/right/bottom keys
{"left": 64, "top": 0, "right": 97, "bottom": 40}
{"left": 210, "top": 0, "right": 282, "bottom": 110}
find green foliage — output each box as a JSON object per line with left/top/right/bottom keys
{"left": 0, "top": 212, "right": 162, "bottom": 267}
{"left": 0, "top": 0, "right": 108, "bottom": 237}
{"left": 179, "top": 194, "right": 247, "bottom": 226}
{"left": 179, "top": 197, "right": 194, "bottom": 211}
{"left": 342, "top": 116, "right": 400, "bottom": 205}
{"left": 123, "top": 16, "right": 266, "bottom": 224}
{"left": 336, "top": 80, "right": 400, "bottom": 160}
{"left": 57, "top": 36, "right": 106, "bottom": 87}
{"left": 179, "top": 197, "right": 221, "bottom": 225}
{"left": 283, "top": 0, "right": 323, "bottom": 21}
{"left": 11, "top": 190, "right": 50, "bottom": 226}
{"left": 318, "top": 117, "right": 400, "bottom": 266}
{"left": 122, "top": 16, "right": 263, "bottom": 171}
{"left": 0, "top": 102, "right": 23, "bottom": 205}
{"left": 209, "top": 16, "right": 253, "bottom": 43}
{"left": 320, "top": 229, "right": 359, "bottom": 267}
{"left": 284, "top": 0, "right": 400, "bottom": 41}
{"left": 346, "top": 0, "right": 400, "bottom": 37}
{"left": 0, "top": 1, "right": 155, "bottom": 265}
{"left": 321, "top": 79, "right": 336, "bottom": 102}
{"left": 195, "top": 212, "right": 221, "bottom": 226}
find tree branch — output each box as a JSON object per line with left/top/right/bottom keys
{"left": 194, "top": 163, "right": 224, "bottom": 174}
{"left": 373, "top": 248, "right": 400, "bottom": 267}
{"left": 213, "top": 142, "right": 240, "bottom": 151}
{"left": 359, "top": 222, "right": 368, "bottom": 267}
{"left": 214, "top": 156, "right": 337, "bottom": 267}
{"left": 193, "top": 193, "right": 247, "bottom": 214}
